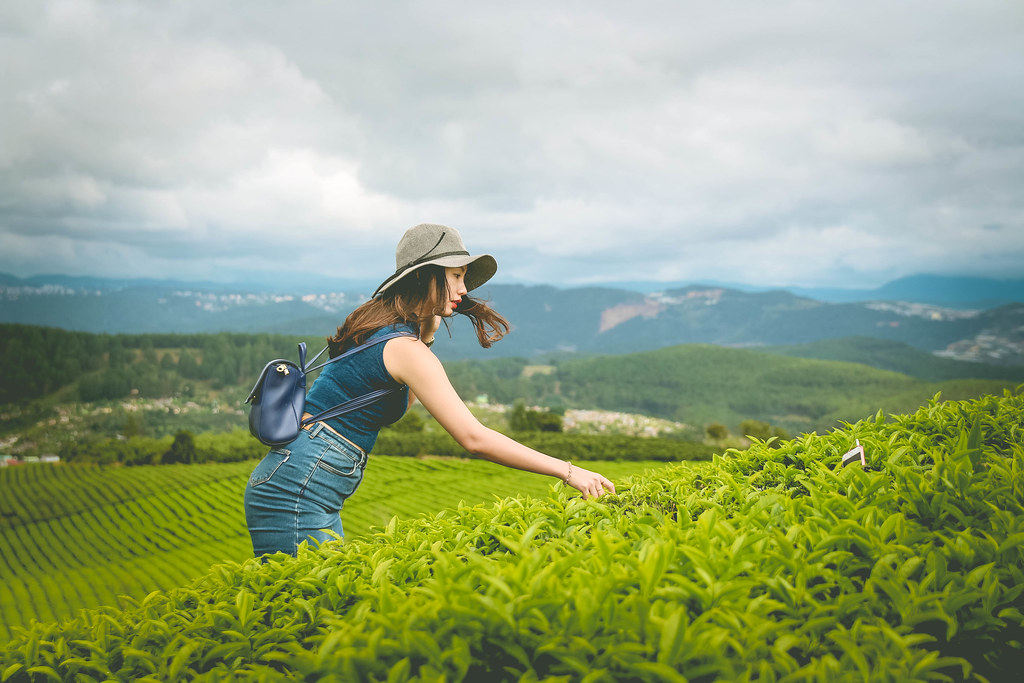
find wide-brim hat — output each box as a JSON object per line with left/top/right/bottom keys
{"left": 372, "top": 223, "right": 497, "bottom": 298}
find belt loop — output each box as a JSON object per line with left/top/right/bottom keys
{"left": 308, "top": 422, "right": 324, "bottom": 438}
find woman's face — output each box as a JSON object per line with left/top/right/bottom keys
{"left": 440, "top": 266, "right": 468, "bottom": 316}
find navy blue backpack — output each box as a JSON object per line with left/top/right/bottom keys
{"left": 245, "top": 331, "right": 414, "bottom": 447}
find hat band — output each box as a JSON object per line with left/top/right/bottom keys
{"left": 406, "top": 248, "right": 469, "bottom": 268}
{"left": 390, "top": 249, "right": 470, "bottom": 280}
{"left": 374, "top": 248, "right": 474, "bottom": 297}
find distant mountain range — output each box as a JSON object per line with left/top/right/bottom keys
{"left": 1, "top": 272, "right": 1022, "bottom": 365}
{"left": 562, "top": 274, "right": 1024, "bottom": 309}
{"left": 4, "top": 272, "right": 1023, "bottom": 307}
{"left": 790, "top": 274, "right": 1024, "bottom": 309}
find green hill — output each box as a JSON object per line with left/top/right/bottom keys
{"left": 2, "top": 324, "right": 1019, "bottom": 456}
{"left": 2, "top": 391, "right": 1021, "bottom": 681}
{"left": 761, "top": 336, "right": 1024, "bottom": 383}
{"left": 451, "top": 343, "right": 1018, "bottom": 434}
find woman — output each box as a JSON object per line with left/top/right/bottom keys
{"left": 244, "top": 223, "right": 615, "bottom": 556}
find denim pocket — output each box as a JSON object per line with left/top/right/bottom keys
{"left": 317, "top": 447, "right": 361, "bottom": 478}
{"left": 306, "top": 449, "right": 363, "bottom": 507}
{"left": 249, "top": 448, "right": 290, "bottom": 487}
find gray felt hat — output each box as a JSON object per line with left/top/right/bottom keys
{"left": 372, "top": 223, "right": 497, "bottom": 298}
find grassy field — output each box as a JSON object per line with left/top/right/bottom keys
{"left": 0, "top": 456, "right": 671, "bottom": 638}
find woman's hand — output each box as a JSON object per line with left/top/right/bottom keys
{"left": 385, "top": 339, "right": 615, "bottom": 498}
{"left": 419, "top": 315, "right": 441, "bottom": 345}
{"left": 566, "top": 462, "right": 616, "bottom": 499}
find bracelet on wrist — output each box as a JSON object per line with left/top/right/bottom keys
{"left": 564, "top": 461, "right": 573, "bottom": 485}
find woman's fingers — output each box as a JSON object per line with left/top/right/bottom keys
{"left": 573, "top": 467, "right": 615, "bottom": 499}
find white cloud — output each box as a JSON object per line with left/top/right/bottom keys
{"left": 1, "top": 0, "right": 1022, "bottom": 288}
{"left": 812, "top": 118, "right": 946, "bottom": 167}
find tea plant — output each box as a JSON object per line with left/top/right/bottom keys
{"left": 0, "top": 457, "right": 663, "bottom": 638}
{"left": 2, "top": 391, "right": 1022, "bottom": 681}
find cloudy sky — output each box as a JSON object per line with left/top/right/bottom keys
{"left": 2, "top": 0, "right": 1022, "bottom": 290}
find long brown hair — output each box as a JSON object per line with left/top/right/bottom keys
{"left": 327, "top": 265, "right": 510, "bottom": 357}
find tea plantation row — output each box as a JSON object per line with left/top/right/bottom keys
{"left": 0, "top": 455, "right": 665, "bottom": 639}
{"left": 3, "top": 390, "right": 1023, "bottom": 680}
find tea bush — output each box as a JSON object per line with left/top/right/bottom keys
{"left": 375, "top": 430, "right": 716, "bottom": 462}
{"left": 0, "top": 457, "right": 662, "bottom": 639}
{"left": 2, "top": 391, "right": 1022, "bottom": 681}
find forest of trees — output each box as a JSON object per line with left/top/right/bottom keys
{"left": 52, "top": 426, "right": 715, "bottom": 467}
{"left": 0, "top": 323, "right": 305, "bottom": 404}
{"left": 0, "top": 324, "right": 716, "bottom": 465}
{"left": 0, "top": 324, "right": 567, "bottom": 409}
{"left": 3, "top": 323, "right": 1014, "bottom": 449}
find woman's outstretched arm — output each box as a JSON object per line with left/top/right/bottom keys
{"left": 383, "top": 337, "right": 615, "bottom": 499}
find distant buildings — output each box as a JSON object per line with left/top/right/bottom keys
{"left": 0, "top": 455, "right": 60, "bottom": 467}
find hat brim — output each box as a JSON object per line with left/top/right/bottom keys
{"left": 373, "top": 253, "right": 497, "bottom": 298}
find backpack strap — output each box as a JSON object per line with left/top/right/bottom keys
{"left": 299, "top": 330, "right": 418, "bottom": 428}
{"left": 302, "top": 387, "right": 402, "bottom": 425}
{"left": 304, "top": 330, "right": 415, "bottom": 374}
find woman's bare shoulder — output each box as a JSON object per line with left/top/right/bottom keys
{"left": 382, "top": 335, "right": 436, "bottom": 383}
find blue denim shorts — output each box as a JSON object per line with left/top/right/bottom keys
{"left": 244, "top": 422, "right": 368, "bottom": 557}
